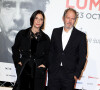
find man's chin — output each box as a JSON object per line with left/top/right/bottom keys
{"left": 8, "top": 30, "right": 19, "bottom": 42}
{"left": 64, "top": 26, "right": 72, "bottom": 30}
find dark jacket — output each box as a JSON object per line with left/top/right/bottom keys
{"left": 12, "top": 27, "right": 50, "bottom": 68}
{"left": 12, "top": 27, "right": 50, "bottom": 90}
{"left": 48, "top": 27, "right": 87, "bottom": 79}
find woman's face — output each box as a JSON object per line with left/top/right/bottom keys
{"left": 33, "top": 14, "right": 44, "bottom": 29}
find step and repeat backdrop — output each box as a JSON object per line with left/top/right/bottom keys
{"left": 0, "top": 0, "right": 100, "bottom": 89}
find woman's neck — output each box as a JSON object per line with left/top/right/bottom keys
{"left": 31, "top": 26, "right": 39, "bottom": 34}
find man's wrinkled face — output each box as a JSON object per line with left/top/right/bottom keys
{"left": 0, "top": 0, "right": 36, "bottom": 42}
{"left": 63, "top": 10, "right": 76, "bottom": 30}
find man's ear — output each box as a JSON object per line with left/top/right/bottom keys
{"left": 62, "top": 16, "right": 64, "bottom": 22}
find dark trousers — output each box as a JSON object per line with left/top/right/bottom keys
{"left": 15, "top": 64, "right": 22, "bottom": 77}
{"left": 19, "top": 61, "right": 46, "bottom": 90}
{"left": 48, "top": 67, "right": 75, "bottom": 90}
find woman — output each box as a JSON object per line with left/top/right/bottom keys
{"left": 12, "top": 10, "right": 50, "bottom": 90}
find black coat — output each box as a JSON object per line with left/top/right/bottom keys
{"left": 12, "top": 27, "right": 50, "bottom": 90}
{"left": 48, "top": 27, "right": 87, "bottom": 79}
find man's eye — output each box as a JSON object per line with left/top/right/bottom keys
{"left": 4, "top": 4, "right": 12, "bottom": 8}
{"left": 66, "top": 17, "right": 70, "bottom": 19}
{"left": 23, "top": 6, "right": 31, "bottom": 10}
{"left": 72, "top": 18, "right": 75, "bottom": 20}
{"left": 3, "top": 2, "right": 15, "bottom": 8}
{"left": 21, "top": 3, "right": 33, "bottom": 11}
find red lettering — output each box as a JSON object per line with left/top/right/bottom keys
{"left": 66, "top": 0, "right": 100, "bottom": 11}
{"left": 89, "top": 0, "right": 100, "bottom": 11}
{"left": 66, "top": 0, "right": 74, "bottom": 8}
{"left": 77, "top": 0, "right": 88, "bottom": 9}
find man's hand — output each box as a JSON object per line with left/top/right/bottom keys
{"left": 74, "top": 76, "right": 78, "bottom": 88}
{"left": 74, "top": 76, "right": 78, "bottom": 81}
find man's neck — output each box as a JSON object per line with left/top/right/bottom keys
{"left": 63, "top": 26, "right": 73, "bottom": 33}
{"left": 64, "top": 27, "right": 70, "bottom": 33}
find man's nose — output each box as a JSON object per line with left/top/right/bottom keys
{"left": 69, "top": 18, "right": 72, "bottom": 22}
{"left": 13, "top": 7, "right": 24, "bottom": 27}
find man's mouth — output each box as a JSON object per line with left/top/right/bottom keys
{"left": 67, "top": 23, "right": 72, "bottom": 26}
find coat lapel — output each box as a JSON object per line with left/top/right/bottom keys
{"left": 57, "top": 27, "right": 63, "bottom": 51}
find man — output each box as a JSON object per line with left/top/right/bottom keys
{"left": 48, "top": 8, "right": 87, "bottom": 90}
{"left": 0, "top": 0, "right": 49, "bottom": 63}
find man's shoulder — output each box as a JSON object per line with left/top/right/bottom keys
{"left": 52, "top": 26, "right": 63, "bottom": 34}
{"left": 74, "top": 27, "right": 86, "bottom": 36}
{"left": 53, "top": 26, "right": 63, "bottom": 31}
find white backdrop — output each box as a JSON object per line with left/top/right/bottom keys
{"left": 0, "top": 62, "right": 17, "bottom": 82}
{"left": 44, "top": 0, "right": 100, "bottom": 90}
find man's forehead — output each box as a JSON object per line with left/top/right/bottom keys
{"left": 3, "top": 0, "right": 34, "bottom": 3}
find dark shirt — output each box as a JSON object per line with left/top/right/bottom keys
{"left": 31, "top": 37, "right": 38, "bottom": 55}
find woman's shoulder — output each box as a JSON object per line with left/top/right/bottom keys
{"left": 41, "top": 30, "right": 50, "bottom": 41}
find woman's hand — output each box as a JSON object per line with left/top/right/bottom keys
{"left": 38, "top": 64, "right": 45, "bottom": 68}
{"left": 18, "top": 62, "right": 22, "bottom": 66}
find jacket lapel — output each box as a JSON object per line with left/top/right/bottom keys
{"left": 57, "top": 27, "right": 63, "bottom": 51}
{"left": 64, "top": 27, "right": 77, "bottom": 53}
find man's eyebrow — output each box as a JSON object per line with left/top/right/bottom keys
{"left": 21, "top": 2, "right": 34, "bottom": 7}
{"left": 20, "top": 2, "right": 34, "bottom": 9}
{"left": 3, "top": 1, "right": 16, "bottom": 7}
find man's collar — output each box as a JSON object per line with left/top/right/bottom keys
{"left": 63, "top": 27, "right": 73, "bottom": 33}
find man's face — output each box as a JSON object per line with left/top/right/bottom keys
{"left": 0, "top": 0, "right": 45, "bottom": 42}
{"left": 63, "top": 10, "right": 76, "bottom": 30}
